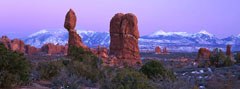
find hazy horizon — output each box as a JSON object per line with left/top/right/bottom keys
{"left": 0, "top": 0, "right": 240, "bottom": 38}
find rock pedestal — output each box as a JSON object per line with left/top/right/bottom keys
{"left": 226, "top": 45, "right": 232, "bottom": 56}
{"left": 155, "top": 46, "right": 161, "bottom": 54}
{"left": 64, "top": 9, "right": 88, "bottom": 55}
{"left": 109, "top": 13, "right": 141, "bottom": 66}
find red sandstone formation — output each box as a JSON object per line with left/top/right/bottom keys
{"left": 91, "top": 46, "right": 109, "bottom": 65}
{"left": 163, "top": 47, "right": 168, "bottom": 54}
{"left": 109, "top": 13, "right": 141, "bottom": 66}
{"left": 226, "top": 44, "right": 232, "bottom": 56}
{"left": 41, "top": 43, "right": 67, "bottom": 55}
{"left": 64, "top": 9, "right": 88, "bottom": 55}
{"left": 197, "top": 48, "right": 211, "bottom": 60}
{"left": 155, "top": 46, "right": 161, "bottom": 54}
{"left": 0, "top": 36, "right": 11, "bottom": 49}
{"left": 0, "top": 36, "right": 26, "bottom": 53}
{"left": 10, "top": 39, "right": 25, "bottom": 53}
{"left": 25, "top": 45, "right": 39, "bottom": 55}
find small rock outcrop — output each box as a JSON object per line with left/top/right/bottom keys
{"left": 64, "top": 9, "right": 87, "bottom": 55}
{"left": 41, "top": 43, "right": 67, "bottom": 55}
{"left": 197, "top": 48, "right": 211, "bottom": 60}
{"left": 0, "top": 36, "right": 11, "bottom": 49}
{"left": 25, "top": 45, "right": 39, "bottom": 55}
{"left": 155, "top": 46, "right": 161, "bottom": 54}
{"left": 10, "top": 39, "right": 25, "bottom": 53}
{"left": 0, "top": 36, "right": 25, "bottom": 53}
{"left": 162, "top": 47, "right": 168, "bottom": 54}
{"left": 109, "top": 13, "right": 141, "bottom": 66}
{"left": 226, "top": 44, "right": 232, "bottom": 56}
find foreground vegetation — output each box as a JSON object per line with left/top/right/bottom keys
{"left": 0, "top": 43, "right": 31, "bottom": 88}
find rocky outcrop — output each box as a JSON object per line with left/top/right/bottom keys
{"left": 0, "top": 36, "right": 11, "bottom": 49}
{"left": 0, "top": 36, "right": 25, "bottom": 53}
{"left": 64, "top": 9, "right": 88, "bottom": 55}
{"left": 163, "top": 47, "right": 168, "bottom": 54}
{"left": 109, "top": 13, "right": 141, "bottom": 66}
{"left": 155, "top": 46, "right": 161, "bottom": 54}
{"left": 25, "top": 45, "right": 39, "bottom": 55}
{"left": 197, "top": 48, "right": 211, "bottom": 60}
{"left": 92, "top": 46, "right": 108, "bottom": 59}
{"left": 226, "top": 44, "right": 232, "bottom": 56}
{"left": 10, "top": 39, "right": 25, "bottom": 53}
{"left": 41, "top": 43, "right": 67, "bottom": 55}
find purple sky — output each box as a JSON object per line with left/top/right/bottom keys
{"left": 0, "top": 0, "right": 240, "bottom": 38}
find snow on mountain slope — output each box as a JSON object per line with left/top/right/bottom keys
{"left": 23, "top": 29, "right": 240, "bottom": 52}
{"left": 24, "top": 29, "right": 109, "bottom": 48}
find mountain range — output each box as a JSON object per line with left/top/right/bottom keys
{"left": 23, "top": 29, "right": 240, "bottom": 52}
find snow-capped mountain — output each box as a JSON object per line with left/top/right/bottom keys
{"left": 23, "top": 29, "right": 240, "bottom": 52}
{"left": 24, "top": 29, "right": 110, "bottom": 48}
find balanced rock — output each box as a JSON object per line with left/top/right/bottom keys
{"left": 64, "top": 9, "right": 87, "bottom": 55}
{"left": 109, "top": 13, "right": 141, "bottom": 66}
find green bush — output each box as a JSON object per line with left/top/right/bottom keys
{"left": 210, "top": 48, "right": 226, "bottom": 67}
{"left": 210, "top": 48, "right": 234, "bottom": 67}
{"left": 37, "top": 61, "right": 62, "bottom": 80}
{"left": 140, "top": 60, "right": 175, "bottom": 81}
{"left": 66, "top": 46, "right": 102, "bottom": 83}
{"left": 107, "top": 68, "right": 154, "bottom": 89}
{"left": 224, "top": 56, "right": 233, "bottom": 66}
{"left": 0, "top": 43, "right": 31, "bottom": 88}
{"left": 67, "top": 60, "right": 101, "bottom": 83}
{"left": 236, "top": 53, "right": 240, "bottom": 63}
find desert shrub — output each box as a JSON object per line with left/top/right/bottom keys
{"left": 224, "top": 56, "right": 233, "bottom": 66}
{"left": 37, "top": 61, "right": 62, "bottom": 80}
{"left": 66, "top": 46, "right": 102, "bottom": 83}
{"left": 68, "top": 46, "right": 101, "bottom": 68}
{"left": 67, "top": 60, "right": 101, "bottom": 83}
{"left": 235, "top": 53, "right": 240, "bottom": 63}
{"left": 0, "top": 43, "right": 31, "bottom": 88}
{"left": 210, "top": 48, "right": 226, "bottom": 67}
{"left": 102, "top": 68, "right": 154, "bottom": 89}
{"left": 68, "top": 46, "right": 85, "bottom": 61}
{"left": 140, "top": 60, "right": 176, "bottom": 81}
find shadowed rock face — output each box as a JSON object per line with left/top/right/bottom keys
{"left": 25, "top": 45, "right": 39, "bottom": 55}
{"left": 64, "top": 9, "right": 87, "bottom": 55}
{"left": 109, "top": 13, "right": 141, "bottom": 66}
